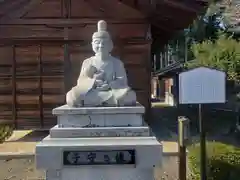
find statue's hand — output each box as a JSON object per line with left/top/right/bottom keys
{"left": 94, "top": 79, "right": 104, "bottom": 87}
{"left": 96, "top": 83, "right": 110, "bottom": 91}
{"left": 94, "top": 71, "right": 104, "bottom": 80}
{"left": 85, "top": 65, "right": 97, "bottom": 78}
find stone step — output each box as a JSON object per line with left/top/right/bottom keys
{"left": 50, "top": 125, "right": 150, "bottom": 138}
{"left": 40, "top": 135, "right": 158, "bottom": 145}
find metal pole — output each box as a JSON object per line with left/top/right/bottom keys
{"left": 199, "top": 104, "right": 207, "bottom": 180}
{"left": 184, "top": 36, "right": 188, "bottom": 63}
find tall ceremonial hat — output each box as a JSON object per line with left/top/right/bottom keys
{"left": 92, "top": 20, "right": 111, "bottom": 39}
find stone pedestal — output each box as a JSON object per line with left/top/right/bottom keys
{"left": 36, "top": 103, "right": 162, "bottom": 180}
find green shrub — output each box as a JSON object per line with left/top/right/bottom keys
{"left": 188, "top": 141, "right": 240, "bottom": 180}
{"left": 0, "top": 124, "right": 13, "bottom": 143}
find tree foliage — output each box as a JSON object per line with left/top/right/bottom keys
{"left": 0, "top": 124, "right": 13, "bottom": 143}
{"left": 185, "top": 33, "right": 240, "bottom": 82}
{"left": 152, "top": 0, "right": 240, "bottom": 71}
{"left": 216, "top": 0, "right": 240, "bottom": 28}
{"left": 161, "top": 1, "right": 225, "bottom": 63}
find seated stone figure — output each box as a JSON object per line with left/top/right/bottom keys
{"left": 66, "top": 20, "right": 136, "bottom": 107}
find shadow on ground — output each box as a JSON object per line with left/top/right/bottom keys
{"left": 8, "top": 131, "right": 49, "bottom": 142}
{"left": 148, "top": 106, "right": 180, "bottom": 141}
{"left": 148, "top": 104, "right": 240, "bottom": 146}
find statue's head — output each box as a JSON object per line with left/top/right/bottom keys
{"left": 92, "top": 20, "right": 113, "bottom": 56}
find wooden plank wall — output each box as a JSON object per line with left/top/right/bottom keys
{"left": 0, "top": 46, "right": 13, "bottom": 125}
{"left": 122, "top": 43, "right": 151, "bottom": 108}
{"left": 0, "top": 44, "right": 65, "bottom": 129}
{"left": 41, "top": 45, "right": 65, "bottom": 128}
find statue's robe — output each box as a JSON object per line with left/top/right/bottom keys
{"left": 66, "top": 56, "right": 136, "bottom": 107}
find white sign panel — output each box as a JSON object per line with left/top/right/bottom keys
{"left": 179, "top": 67, "right": 226, "bottom": 104}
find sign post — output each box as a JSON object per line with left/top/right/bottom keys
{"left": 178, "top": 116, "right": 190, "bottom": 180}
{"left": 198, "top": 103, "right": 207, "bottom": 180}
{"left": 179, "top": 67, "right": 226, "bottom": 180}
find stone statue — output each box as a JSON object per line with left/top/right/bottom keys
{"left": 66, "top": 20, "right": 137, "bottom": 107}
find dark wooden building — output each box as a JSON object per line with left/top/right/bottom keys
{"left": 0, "top": 0, "right": 207, "bottom": 129}
{"left": 152, "top": 59, "right": 185, "bottom": 106}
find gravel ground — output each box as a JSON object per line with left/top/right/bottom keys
{"left": 0, "top": 156, "right": 179, "bottom": 180}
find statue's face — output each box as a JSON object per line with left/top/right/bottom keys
{"left": 92, "top": 37, "right": 113, "bottom": 55}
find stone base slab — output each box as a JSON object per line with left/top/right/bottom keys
{"left": 36, "top": 136, "right": 162, "bottom": 170}
{"left": 57, "top": 113, "right": 143, "bottom": 128}
{"left": 50, "top": 125, "right": 150, "bottom": 138}
{"left": 53, "top": 104, "right": 145, "bottom": 127}
{"left": 53, "top": 104, "right": 145, "bottom": 115}
{"left": 46, "top": 167, "right": 154, "bottom": 180}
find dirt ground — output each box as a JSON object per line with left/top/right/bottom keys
{"left": 0, "top": 156, "right": 179, "bottom": 180}
{"left": 0, "top": 158, "right": 45, "bottom": 180}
